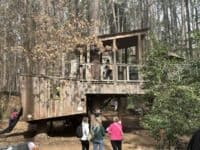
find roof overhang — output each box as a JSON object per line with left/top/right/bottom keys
{"left": 98, "top": 28, "right": 148, "bottom": 41}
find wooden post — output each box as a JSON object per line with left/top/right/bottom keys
{"left": 135, "top": 34, "right": 142, "bottom": 81}
{"left": 79, "top": 48, "right": 84, "bottom": 80}
{"left": 137, "top": 34, "right": 142, "bottom": 64}
{"left": 20, "top": 76, "right": 34, "bottom": 121}
{"left": 127, "top": 65, "right": 130, "bottom": 81}
{"left": 113, "top": 39, "right": 117, "bottom": 82}
{"left": 86, "top": 45, "right": 91, "bottom": 80}
{"left": 61, "top": 52, "right": 65, "bottom": 77}
{"left": 87, "top": 45, "right": 90, "bottom": 63}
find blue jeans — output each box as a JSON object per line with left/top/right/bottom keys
{"left": 93, "top": 140, "right": 104, "bottom": 150}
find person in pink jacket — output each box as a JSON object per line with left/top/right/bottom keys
{"left": 106, "top": 116, "right": 123, "bottom": 150}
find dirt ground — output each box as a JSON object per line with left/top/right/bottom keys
{"left": 0, "top": 112, "right": 156, "bottom": 150}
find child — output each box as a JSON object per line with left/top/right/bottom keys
{"left": 9, "top": 108, "right": 18, "bottom": 128}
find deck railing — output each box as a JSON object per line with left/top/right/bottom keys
{"left": 69, "top": 63, "right": 141, "bottom": 82}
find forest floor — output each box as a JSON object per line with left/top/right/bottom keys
{"left": 0, "top": 112, "right": 156, "bottom": 150}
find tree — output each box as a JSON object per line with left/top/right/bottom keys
{"left": 89, "top": 0, "right": 100, "bottom": 35}
{"left": 185, "top": 0, "right": 193, "bottom": 58}
{"left": 142, "top": 35, "right": 200, "bottom": 149}
{"left": 0, "top": 0, "right": 199, "bottom": 96}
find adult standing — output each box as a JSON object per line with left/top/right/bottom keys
{"left": 106, "top": 116, "right": 123, "bottom": 150}
{"left": 80, "top": 116, "right": 90, "bottom": 150}
{"left": 91, "top": 117, "right": 105, "bottom": 150}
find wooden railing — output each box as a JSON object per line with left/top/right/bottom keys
{"left": 69, "top": 63, "right": 141, "bottom": 82}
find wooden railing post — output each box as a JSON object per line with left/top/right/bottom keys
{"left": 113, "top": 39, "right": 117, "bottom": 82}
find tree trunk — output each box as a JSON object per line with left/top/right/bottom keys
{"left": 89, "top": 0, "right": 99, "bottom": 35}
{"left": 185, "top": 0, "right": 193, "bottom": 58}
{"left": 162, "top": 0, "right": 170, "bottom": 43}
{"left": 109, "top": 0, "right": 117, "bottom": 33}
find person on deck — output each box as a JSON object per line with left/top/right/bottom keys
{"left": 103, "top": 59, "right": 112, "bottom": 80}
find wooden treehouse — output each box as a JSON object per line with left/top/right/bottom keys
{"left": 20, "top": 29, "right": 148, "bottom": 122}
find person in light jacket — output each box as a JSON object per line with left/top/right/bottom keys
{"left": 6, "top": 141, "right": 39, "bottom": 150}
{"left": 81, "top": 116, "right": 90, "bottom": 150}
{"left": 106, "top": 116, "right": 123, "bottom": 150}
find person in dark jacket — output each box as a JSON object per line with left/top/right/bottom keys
{"left": 0, "top": 108, "right": 22, "bottom": 134}
{"left": 9, "top": 108, "right": 18, "bottom": 128}
{"left": 91, "top": 117, "right": 105, "bottom": 150}
{"left": 187, "top": 129, "right": 200, "bottom": 150}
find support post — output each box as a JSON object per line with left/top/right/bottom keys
{"left": 113, "top": 39, "right": 117, "bottom": 82}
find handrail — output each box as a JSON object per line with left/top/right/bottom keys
{"left": 79, "top": 63, "right": 141, "bottom": 82}
{"left": 20, "top": 63, "right": 142, "bottom": 82}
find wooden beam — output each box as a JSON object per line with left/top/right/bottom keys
{"left": 100, "top": 32, "right": 147, "bottom": 41}
{"left": 138, "top": 34, "right": 142, "bottom": 64}
{"left": 113, "top": 39, "right": 117, "bottom": 82}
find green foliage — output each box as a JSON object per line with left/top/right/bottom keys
{"left": 143, "top": 86, "right": 200, "bottom": 140}
{"left": 142, "top": 35, "right": 200, "bottom": 146}
{"left": 192, "top": 30, "right": 200, "bottom": 46}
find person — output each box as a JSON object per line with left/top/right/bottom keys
{"left": 91, "top": 117, "right": 105, "bottom": 150}
{"left": 114, "top": 100, "right": 118, "bottom": 111}
{"left": 0, "top": 108, "right": 22, "bottom": 134}
{"left": 106, "top": 116, "right": 123, "bottom": 150}
{"left": 187, "top": 129, "right": 200, "bottom": 150}
{"left": 9, "top": 108, "right": 18, "bottom": 128}
{"left": 80, "top": 116, "right": 90, "bottom": 150}
{"left": 103, "top": 59, "right": 112, "bottom": 80}
{"left": 27, "top": 142, "right": 39, "bottom": 150}
{"left": 94, "top": 108, "right": 102, "bottom": 118}
{"left": 6, "top": 141, "right": 39, "bottom": 150}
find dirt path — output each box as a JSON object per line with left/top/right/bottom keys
{"left": 39, "top": 133, "right": 155, "bottom": 150}
{"left": 0, "top": 120, "right": 155, "bottom": 150}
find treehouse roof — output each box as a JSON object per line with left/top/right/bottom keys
{"left": 98, "top": 28, "right": 148, "bottom": 49}
{"left": 98, "top": 28, "right": 148, "bottom": 40}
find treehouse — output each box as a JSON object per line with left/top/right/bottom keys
{"left": 20, "top": 29, "right": 148, "bottom": 122}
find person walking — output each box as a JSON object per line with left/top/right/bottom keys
{"left": 80, "top": 116, "right": 90, "bottom": 150}
{"left": 106, "top": 116, "right": 123, "bottom": 150}
{"left": 91, "top": 117, "right": 105, "bottom": 150}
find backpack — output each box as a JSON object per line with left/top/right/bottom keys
{"left": 76, "top": 124, "right": 83, "bottom": 138}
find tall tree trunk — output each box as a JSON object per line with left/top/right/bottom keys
{"left": 109, "top": 0, "right": 117, "bottom": 33}
{"left": 169, "top": 0, "right": 178, "bottom": 49}
{"left": 194, "top": 5, "right": 199, "bottom": 30}
{"left": 162, "top": 0, "right": 170, "bottom": 43}
{"left": 141, "top": 0, "right": 149, "bottom": 29}
{"left": 89, "top": 0, "right": 99, "bottom": 35}
{"left": 181, "top": 0, "right": 188, "bottom": 56}
{"left": 185, "top": 0, "right": 193, "bottom": 58}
